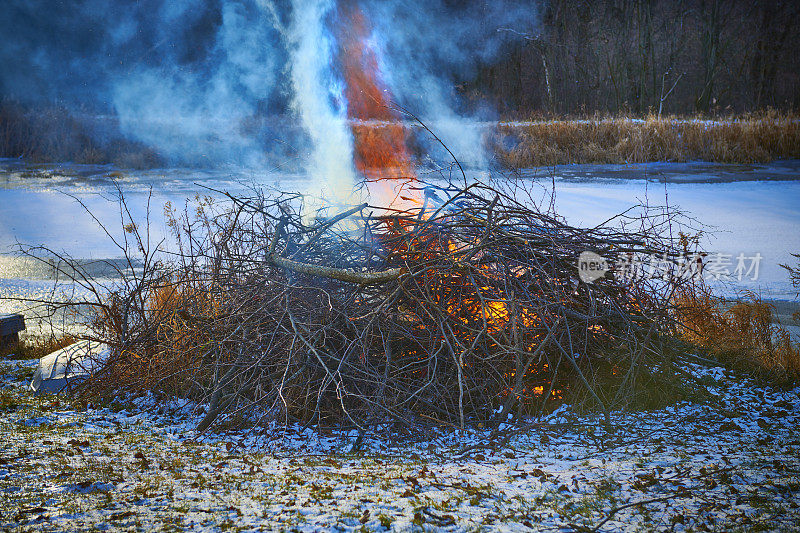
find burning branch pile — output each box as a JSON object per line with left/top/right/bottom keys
{"left": 72, "top": 180, "right": 692, "bottom": 433}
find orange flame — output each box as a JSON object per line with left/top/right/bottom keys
{"left": 333, "top": 5, "right": 554, "bottom": 401}
{"left": 334, "top": 3, "right": 420, "bottom": 208}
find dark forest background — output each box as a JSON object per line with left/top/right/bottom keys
{"left": 468, "top": 0, "right": 800, "bottom": 116}
{"left": 3, "top": 0, "right": 798, "bottom": 119}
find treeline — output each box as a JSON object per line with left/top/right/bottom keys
{"left": 467, "top": 0, "right": 800, "bottom": 116}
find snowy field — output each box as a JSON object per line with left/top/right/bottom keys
{"left": 1, "top": 356, "right": 799, "bottom": 531}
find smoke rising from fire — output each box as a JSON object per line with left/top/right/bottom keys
{"left": 288, "top": 0, "right": 357, "bottom": 204}
{"left": 0, "top": 1, "right": 535, "bottom": 185}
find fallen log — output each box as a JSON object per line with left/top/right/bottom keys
{"left": 266, "top": 253, "right": 403, "bottom": 285}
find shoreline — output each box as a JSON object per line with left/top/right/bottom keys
{"left": 3, "top": 103, "right": 799, "bottom": 169}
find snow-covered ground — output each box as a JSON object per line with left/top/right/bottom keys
{"left": 1, "top": 357, "right": 798, "bottom": 532}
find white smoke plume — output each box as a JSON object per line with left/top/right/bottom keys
{"left": 287, "top": 0, "right": 357, "bottom": 206}
{"left": 0, "top": 0, "right": 536, "bottom": 185}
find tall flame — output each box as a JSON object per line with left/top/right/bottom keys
{"left": 333, "top": 2, "right": 421, "bottom": 209}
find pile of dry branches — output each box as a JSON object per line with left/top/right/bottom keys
{"left": 65, "top": 180, "right": 693, "bottom": 432}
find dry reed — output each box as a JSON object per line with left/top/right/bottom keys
{"left": 0, "top": 333, "right": 77, "bottom": 360}
{"left": 672, "top": 285, "right": 800, "bottom": 385}
{"left": 0, "top": 98, "right": 162, "bottom": 168}
{"left": 494, "top": 111, "right": 800, "bottom": 167}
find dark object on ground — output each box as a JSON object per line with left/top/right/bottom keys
{"left": 0, "top": 314, "right": 25, "bottom": 350}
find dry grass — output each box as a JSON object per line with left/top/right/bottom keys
{"left": 672, "top": 285, "right": 800, "bottom": 385}
{"left": 494, "top": 111, "right": 800, "bottom": 166}
{"left": 0, "top": 334, "right": 77, "bottom": 360}
{"left": 87, "top": 276, "right": 218, "bottom": 398}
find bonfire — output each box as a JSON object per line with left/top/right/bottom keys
{"left": 55, "top": 4, "right": 695, "bottom": 434}
{"left": 62, "top": 172, "right": 693, "bottom": 435}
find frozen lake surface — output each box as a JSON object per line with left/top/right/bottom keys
{"left": 1, "top": 158, "right": 799, "bottom": 325}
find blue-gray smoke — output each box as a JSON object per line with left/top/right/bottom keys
{"left": 360, "top": 0, "right": 535, "bottom": 168}
{"left": 0, "top": 0, "right": 535, "bottom": 173}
